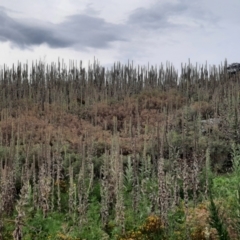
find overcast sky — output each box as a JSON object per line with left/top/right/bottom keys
{"left": 0, "top": 0, "right": 239, "bottom": 72}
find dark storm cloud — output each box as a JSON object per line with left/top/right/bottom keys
{"left": 0, "top": 8, "right": 126, "bottom": 49}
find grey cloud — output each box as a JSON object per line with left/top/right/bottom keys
{"left": 0, "top": 1, "right": 220, "bottom": 52}
{"left": 57, "top": 14, "right": 125, "bottom": 49}
{"left": 0, "top": 5, "right": 20, "bottom": 14}
{"left": 83, "top": 3, "right": 100, "bottom": 16}
{"left": 128, "top": 2, "right": 187, "bottom": 29}
{"left": 128, "top": 1, "right": 219, "bottom": 30}
{"left": 0, "top": 8, "right": 126, "bottom": 50}
{"left": 0, "top": 10, "right": 74, "bottom": 48}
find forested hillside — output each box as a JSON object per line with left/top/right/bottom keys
{"left": 0, "top": 59, "right": 240, "bottom": 239}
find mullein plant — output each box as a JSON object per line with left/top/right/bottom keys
{"left": 131, "top": 130, "right": 140, "bottom": 220}
{"left": 192, "top": 152, "right": 203, "bottom": 206}
{"left": 100, "top": 150, "right": 111, "bottom": 229}
{"left": 157, "top": 122, "right": 169, "bottom": 221}
{"left": 165, "top": 129, "right": 181, "bottom": 210}
{"left": 205, "top": 147, "right": 212, "bottom": 197}
{"left": 158, "top": 156, "right": 168, "bottom": 222}
{"left": 171, "top": 154, "right": 181, "bottom": 209}
{"left": 142, "top": 123, "right": 151, "bottom": 177}
{"left": 31, "top": 155, "right": 38, "bottom": 212}
{"left": 50, "top": 172, "right": 55, "bottom": 213}
{"left": 140, "top": 153, "right": 155, "bottom": 215}
{"left": 56, "top": 153, "right": 63, "bottom": 212}
{"left": 183, "top": 157, "right": 190, "bottom": 239}
{"left": 68, "top": 165, "right": 77, "bottom": 222}
{"left": 100, "top": 129, "right": 123, "bottom": 234}
{"left": 78, "top": 143, "right": 94, "bottom": 227}
{"left": 38, "top": 163, "right": 51, "bottom": 218}
{"left": 114, "top": 137, "right": 125, "bottom": 234}
{"left": 13, "top": 180, "right": 31, "bottom": 240}
{"left": 0, "top": 166, "right": 16, "bottom": 216}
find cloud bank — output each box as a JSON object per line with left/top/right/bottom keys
{"left": 0, "top": 7, "right": 126, "bottom": 50}
{"left": 0, "top": 1, "right": 220, "bottom": 51}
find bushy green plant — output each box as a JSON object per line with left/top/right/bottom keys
{"left": 167, "top": 202, "right": 186, "bottom": 240}
{"left": 78, "top": 197, "right": 107, "bottom": 239}
{"left": 24, "top": 211, "right": 65, "bottom": 239}
{"left": 208, "top": 192, "right": 230, "bottom": 240}
{"left": 208, "top": 152, "right": 230, "bottom": 240}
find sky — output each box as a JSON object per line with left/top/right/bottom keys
{"left": 0, "top": 0, "right": 239, "bottom": 73}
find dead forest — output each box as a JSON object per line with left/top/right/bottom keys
{"left": 0, "top": 59, "right": 240, "bottom": 239}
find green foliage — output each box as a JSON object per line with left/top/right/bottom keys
{"left": 0, "top": 146, "right": 9, "bottom": 158}
{"left": 204, "top": 146, "right": 230, "bottom": 239}
{"left": 77, "top": 199, "right": 105, "bottom": 239}
{"left": 210, "top": 139, "right": 231, "bottom": 173}
{"left": 63, "top": 151, "right": 82, "bottom": 176}
{"left": 167, "top": 130, "right": 182, "bottom": 148}
{"left": 166, "top": 203, "right": 186, "bottom": 239}
{"left": 2, "top": 217, "right": 15, "bottom": 239}
{"left": 91, "top": 155, "right": 104, "bottom": 178}
{"left": 24, "top": 211, "right": 65, "bottom": 239}
{"left": 231, "top": 143, "right": 240, "bottom": 175}
{"left": 208, "top": 193, "right": 230, "bottom": 240}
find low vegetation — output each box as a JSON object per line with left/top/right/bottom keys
{"left": 0, "top": 59, "right": 240, "bottom": 239}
